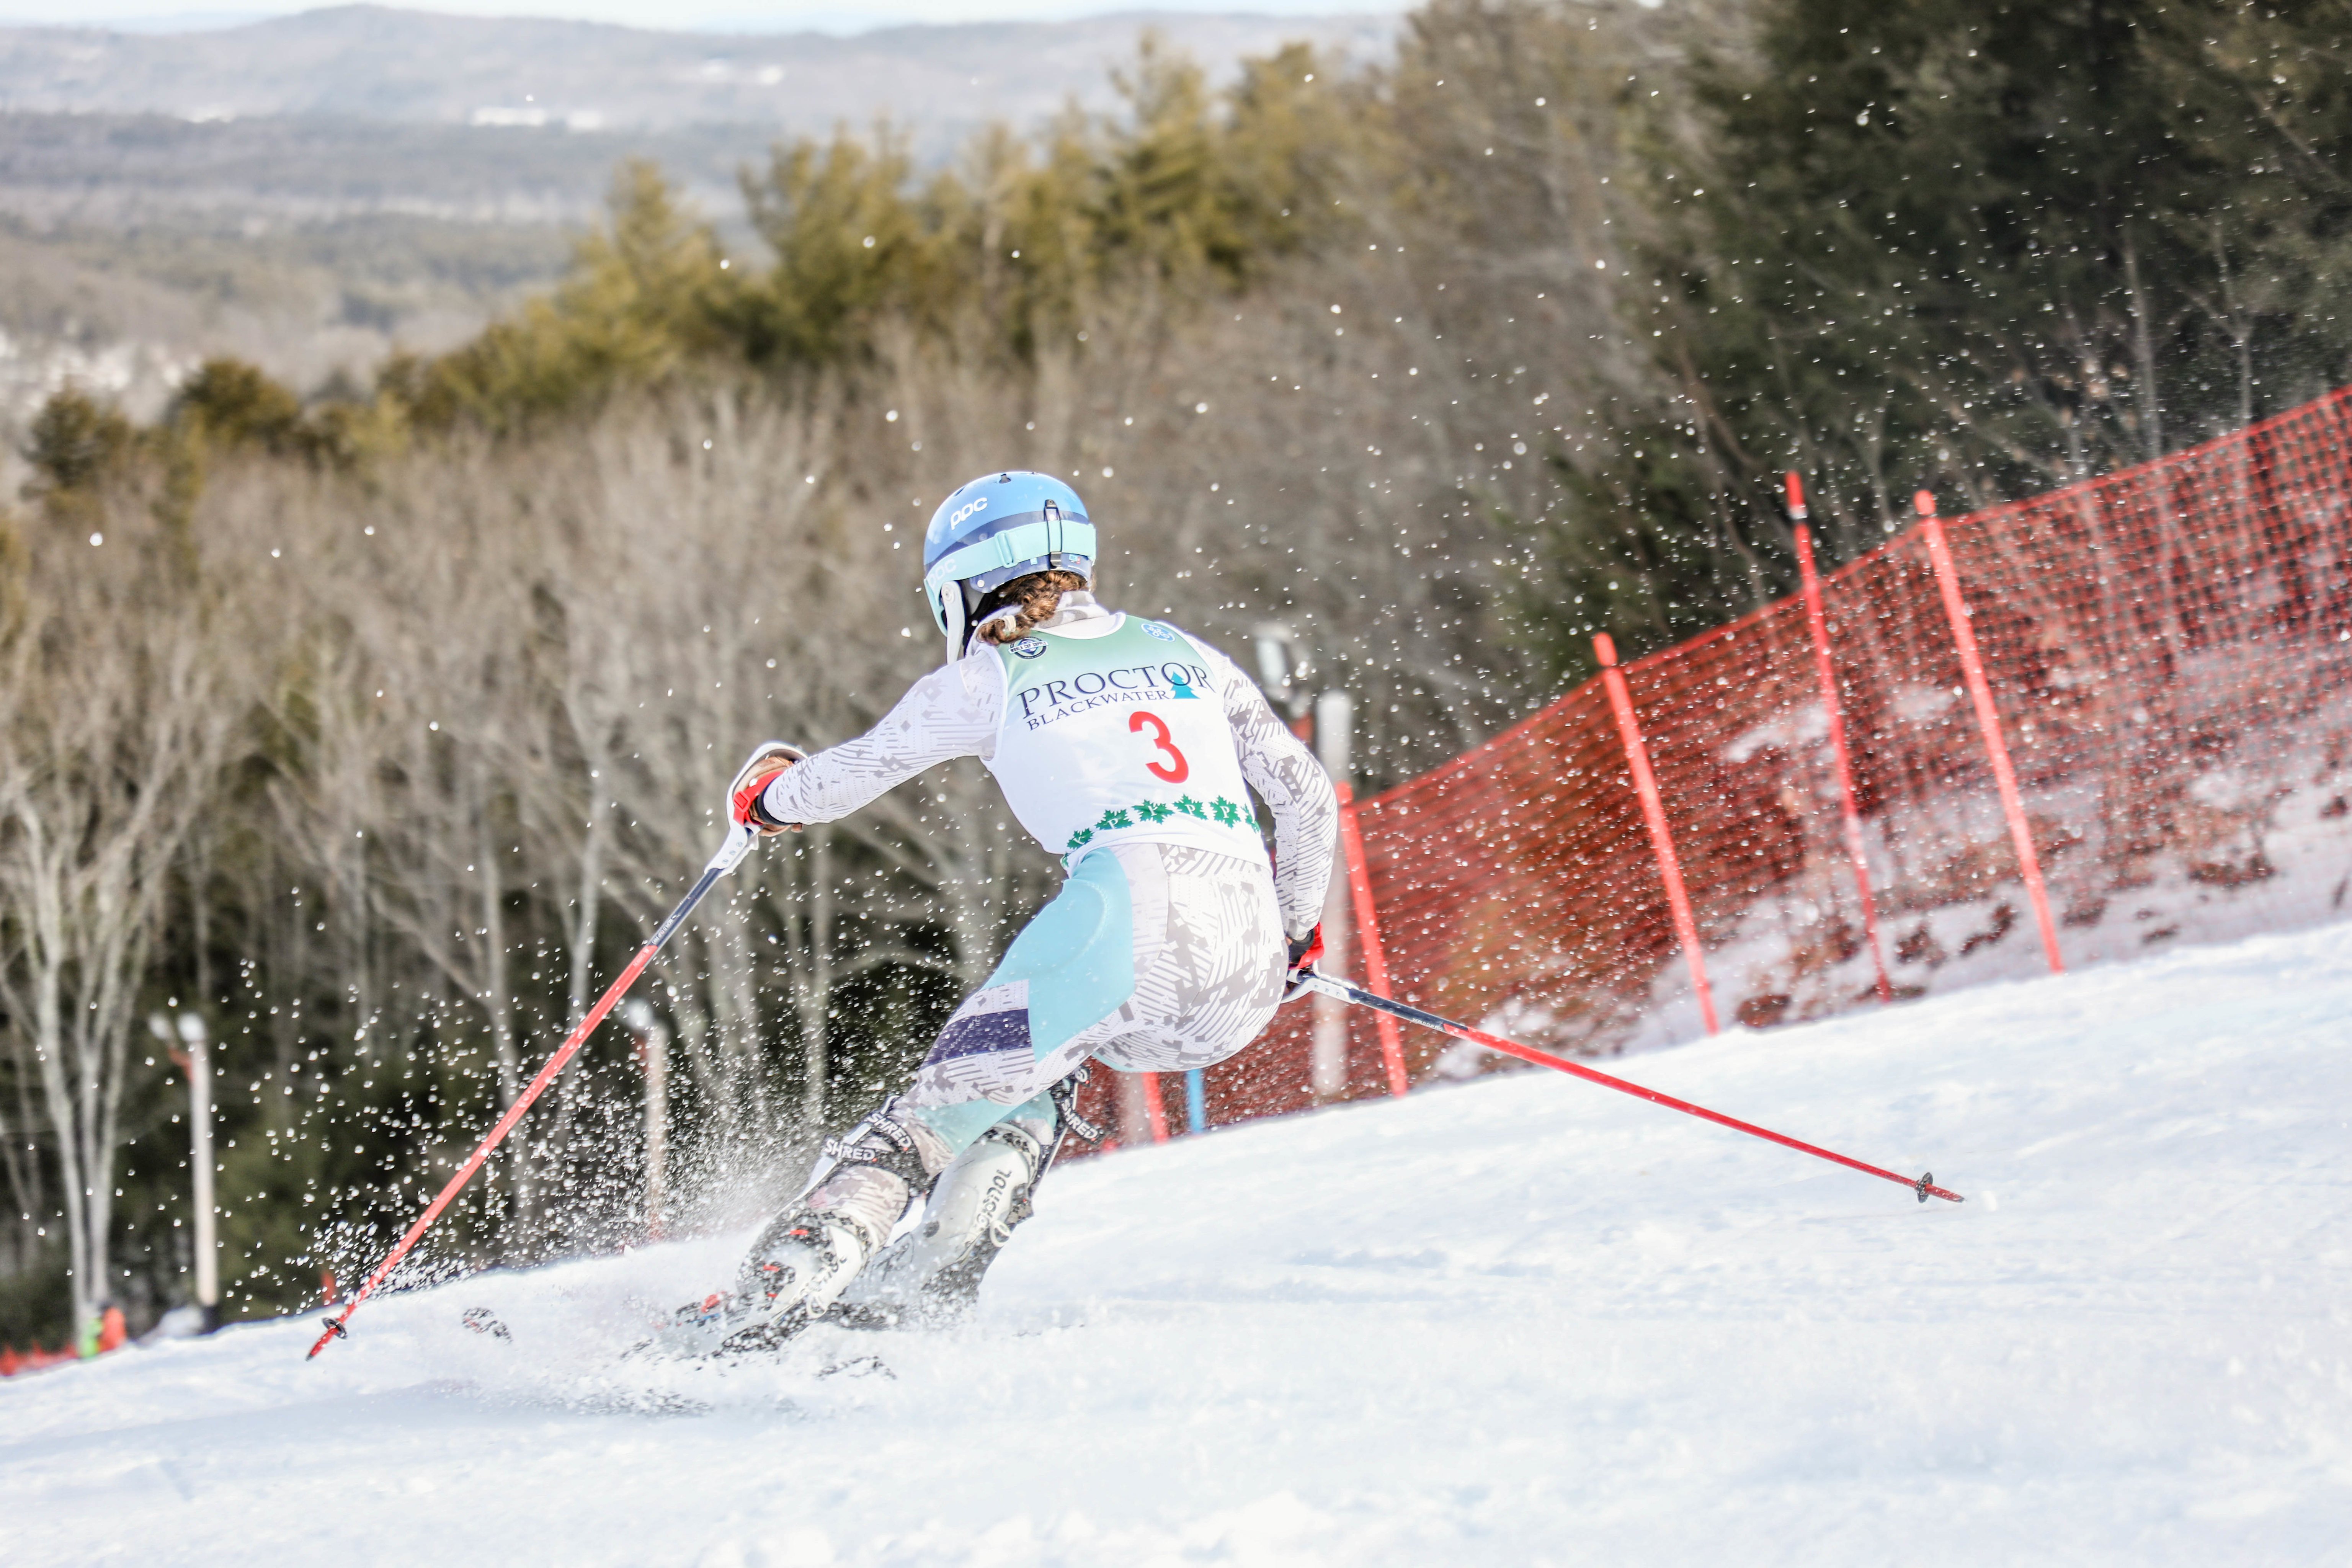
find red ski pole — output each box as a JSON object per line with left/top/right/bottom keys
{"left": 307, "top": 824, "right": 760, "bottom": 1359}
{"left": 1294, "top": 972, "right": 1962, "bottom": 1204}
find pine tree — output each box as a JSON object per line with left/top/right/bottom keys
{"left": 1530, "top": 0, "right": 2352, "bottom": 678}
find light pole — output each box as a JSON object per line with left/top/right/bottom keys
{"left": 1309, "top": 689, "right": 1354, "bottom": 1101}
{"left": 620, "top": 999, "right": 668, "bottom": 1240}
{"left": 149, "top": 1011, "right": 219, "bottom": 1331}
{"left": 1250, "top": 623, "right": 1313, "bottom": 729}
{"left": 1251, "top": 624, "right": 1357, "bottom": 1102}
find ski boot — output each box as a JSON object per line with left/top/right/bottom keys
{"left": 640, "top": 1109, "right": 931, "bottom": 1359}
{"left": 641, "top": 1210, "right": 878, "bottom": 1359}
{"left": 835, "top": 1119, "right": 1049, "bottom": 1330}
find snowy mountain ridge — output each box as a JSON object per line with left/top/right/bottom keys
{"left": 0, "top": 7, "right": 1398, "bottom": 137}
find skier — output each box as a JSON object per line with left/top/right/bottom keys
{"left": 660, "top": 470, "right": 1338, "bottom": 1353}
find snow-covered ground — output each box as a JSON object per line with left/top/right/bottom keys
{"left": 7, "top": 923, "right": 2351, "bottom": 1566}
{"left": 1615, "top": 738, "right": 2352, "bottom": 1057}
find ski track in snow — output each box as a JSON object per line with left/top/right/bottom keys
{"left": 7, "top": 924, "right": 2352, "bottom": 1565}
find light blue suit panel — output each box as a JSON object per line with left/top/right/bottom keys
{"left": 900, "top": 851, "right": 1135, "bottom": 1159}
{"left": 905, "top": 1089, "right": 1057, "bottom": 1155}
{"left": 991, "top": 847, "right": 1137, "bottom": 1057}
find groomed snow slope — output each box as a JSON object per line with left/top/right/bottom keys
{"left": 7, "top": 924, "right": 2352, "bottom": 1566}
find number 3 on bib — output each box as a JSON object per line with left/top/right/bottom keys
{"left": 1130, "top": 709, "right": 1190, "bottom": 783}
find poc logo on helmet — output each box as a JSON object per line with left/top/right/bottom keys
{"left": 950, "top": 497, "right": 991, "bottom": 526}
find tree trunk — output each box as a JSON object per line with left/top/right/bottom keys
{"left": 474, "top": 788, "right": 527, "bottom": 1248}
{"left": 793, "top": 829, "right": 836, "bottom": 1127}
{"left": 543, "top": 745, "right": 611, "bottom": 1217}
{"left": 2123, "top": 225, "right": 2166, "bottom": 464}
{"left": 17, "top": 815, "right": 91, "bottom": 1335}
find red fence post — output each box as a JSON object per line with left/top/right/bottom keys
{"left": 1787, "top": 474, "right": 1895, "bottom": 1004}
{"left": 1334, "top": 781, "right": 1410, "bottom": 1096}
{"left": 1136, "top": 1074, "right": 1171, "bottom": 1143}
{"left": 1916, "top": 491, "right": 2065, "bottom": 974}
{"left": 1594, "top": 633, "right": 1721, "bottom": 1034}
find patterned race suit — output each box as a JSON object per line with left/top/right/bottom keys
{"left": 760, "top": 592, "right": 1337, "bottom": 1235}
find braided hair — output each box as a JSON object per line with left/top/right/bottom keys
{"left": 972, "top": 569, "right": 1089, "bottom": 647}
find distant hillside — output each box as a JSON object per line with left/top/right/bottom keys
{"left": 0, "top": 110, "right": 767, "bottom": 229}
{"left": 0, "top": 108, "right": 775, "bottom": 443}
{"left": 0, "top": 6, "right": 1395, "bottom": 457}
{"left": 0, "top": 6, "right": 1398, "bottom": 147}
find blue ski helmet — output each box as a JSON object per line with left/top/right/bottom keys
{"left": 921, "top": 471, "right": 1095, "bottom": 658}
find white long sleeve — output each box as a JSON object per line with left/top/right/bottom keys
{"left": 760, "top": 652, "right": 1004, "bottom": 825}
{"left": 1203, "top": 642, "right": 1339, "bottom": 940}
{"left": 758, "top": 595, "right": 1340, "bottom": 939}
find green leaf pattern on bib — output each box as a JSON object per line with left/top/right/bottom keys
{"left": 1065, "top": 795, "right": 1248, "bottom": 851}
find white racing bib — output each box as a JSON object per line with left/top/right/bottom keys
{"left": 987, "top": 615, "right": 1265, "bottom": 864}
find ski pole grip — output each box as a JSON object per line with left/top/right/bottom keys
{"left": 706, "top": 821, "right": 757, "bottom": 875}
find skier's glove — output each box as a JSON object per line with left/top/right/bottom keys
{"left": 728, "top": 741, "right": 807, "bottom": 836}
{"left": 1282, "top": 924, "right": 1324, "bottom": 1002}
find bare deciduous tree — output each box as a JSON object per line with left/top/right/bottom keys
{"left": 0, "top": 515, "right": 242, "bottom": 1334}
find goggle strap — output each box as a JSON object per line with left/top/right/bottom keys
{"left": 921, "top": 519, "right": 1098, "bottom": 605}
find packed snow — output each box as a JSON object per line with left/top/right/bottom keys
{"left": 1612, "top": 730, "right": 2352, "bottom": 1056}
{"left": 6, "top": 923, "right": 2350, "bottom": 1565}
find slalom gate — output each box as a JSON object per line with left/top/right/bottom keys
{"left": 1079, "top": 384, "right": 2352, "bottom": 1141}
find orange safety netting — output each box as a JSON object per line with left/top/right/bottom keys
{"left": 1075, "top": 383, "right": 2352, "bottom": 1140}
